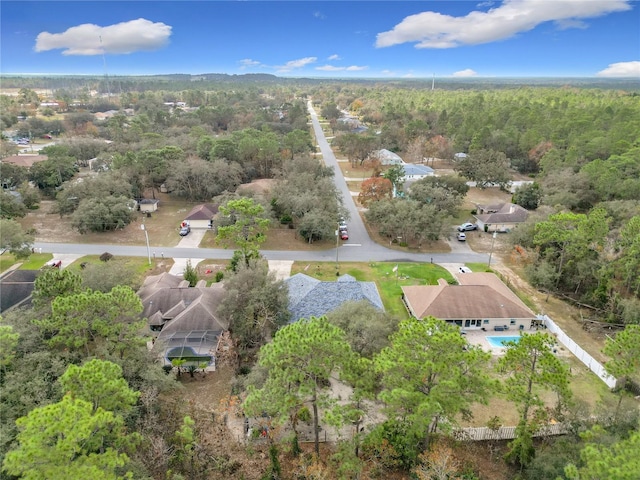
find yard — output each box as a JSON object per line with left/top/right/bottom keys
{"left": 19, "top": 193, "right": 194, "bottom": 247}
{"left": 291, "top": 261, "right": 454, "bottom": 318}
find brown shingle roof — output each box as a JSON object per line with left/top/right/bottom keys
{"left": 402, "top": 273, "right": 535, "bottom": 320}
{"left": 474, "top": 203, "right": 529, "bottom": 224}
{"left": 184, "top": 203, "right": 218, "bottom": 221}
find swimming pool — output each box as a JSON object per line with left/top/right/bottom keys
{"left": 486, "top": 336, "right": 521, "bottom": 348}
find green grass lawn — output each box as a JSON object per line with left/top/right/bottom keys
{"left": 0, "top": 253, "right": 53, "bottom": 272}
{"left": 291, "top": 261, "right": 454, "bottom": 318}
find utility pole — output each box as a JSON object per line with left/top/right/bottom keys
{"left": 141, "top": 223, "right": 151, "bottom": 265}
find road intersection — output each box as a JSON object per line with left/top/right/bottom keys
{"left": 34, "top": 101, "right": 490, "bottom": 275}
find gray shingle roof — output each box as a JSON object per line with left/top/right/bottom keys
{"left": 137, "top": 273, "right": 228, "bottom": 340}
{"left": 285, "top": 273, "right": 384, "bottom": 322}
{"left": 474, "top": 203, "right": 529, "bottom": 224}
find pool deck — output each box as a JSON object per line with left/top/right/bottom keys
{"left": 464, "top": 329, "right": 567, "bottom": 356}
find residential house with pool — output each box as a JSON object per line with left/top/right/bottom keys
{"left": 401, "top": 272, "right": 538, "bottom": 332}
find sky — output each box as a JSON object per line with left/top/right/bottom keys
{"left": 1, "top": 0, "right": 639, "bottom": 78}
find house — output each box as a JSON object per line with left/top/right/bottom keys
{"left": 184, "top": 203, "right": 218, "bottom": 229}
{"left": 138, "top": 199, "right": 159, "bottom": 213}
{"left": 285, "top": 273, "right": 384, "bottom": 323}
{"left": 401, "top": 272, "right": 537, "bottom": 331}
{"left": 401, "top": 163, "right": 435, "bottom": 180}
{"left": 137, "top": 273, "right": 228, "bottom": 369}
{"left": 1, "top": 155, "right": 48, "bottom": 168}
{"left": 373, "top": 149, "right": 405, "bottom": 166}
{"left": 473, "top": 203, "right": 529, "bottom": 232}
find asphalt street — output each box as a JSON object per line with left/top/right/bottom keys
{"left": 32, "top": 241, "right": 487, "bottom": 265}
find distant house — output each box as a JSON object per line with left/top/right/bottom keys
{"left": 93, "top": 111, "right": 117, "bottom": 121}
{"left": 474, "top": 203, "right": 529, "bottom": 232}
{"left": 285, "top": 273, "right": 384, "bottom": 323}
{"left": 401, "top": 272, "right": 537, "bottom": 331}
{"left": 338, "top": 115, "right": 362, "bottom": 130}
{"left": 138, "top": 199, "right": 159, "bottom": 213}
{"left": 2, "top": 155, "right": 48, "bottom": 168}
{"left": 373, "top": 149, "right": 405, "bottom": 165}
{"left": 401, "top": 163, "right": 435, "bottom": 180}
{"left": 137, "top": 273, "right": 228, "bottom": 369}
{"left": 184, "top": 204, "right": 218, "bottom": 229}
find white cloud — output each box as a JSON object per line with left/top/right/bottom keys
{"left": 238, "top": 58, "right": 263, "bottom": 69}
{"left": 314, "top": 11, "right": 327, "bottom": 20}
{"left": 316, "top": 65, "right": 343, "bottom": 71}
{"left": 453, "top": 69, "right": 478, "bottom": 77}
{"left": 596, "top": 61, "right": 640, "bottom": 78}
{"left": 316, "top": 64, "right": 368, "bottom": 72}
{"left": 276, "top": 56, "right": 317, "bottom": 73}
{"left": 328, "top": 54, "right": 341, "bottom": 60}
{"left": 376, "top": 0, "right": 632, "bottom": 49}
{"left": 35, "top": 18, "right": 171, "bottom": 55}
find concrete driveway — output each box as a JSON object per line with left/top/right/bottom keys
{"left": 169, "top": 229, "right": 209, "bottom": 276}
{"left": 176, "top": 229, "right": 207, "bottom": 248}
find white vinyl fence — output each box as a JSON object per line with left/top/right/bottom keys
{"left": 540, "top": 315, "right": 618, "bottom": 389}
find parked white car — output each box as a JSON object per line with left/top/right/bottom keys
{"left": 457, "top": 222, "right": 477, "bottom": 232}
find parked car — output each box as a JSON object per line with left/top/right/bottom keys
{"left": 457, "top": 222, "right": 477, "bottom": 232}
{"left": 340, "top": 230, "right": 349, "bottom": 240}
{"left": 456, "top": 232, "right": 466, "bottom": 241}
{"left": 179, "top": 225, "right": 190, "bottom": 236}
{"left": 458, "top": 266, "right": 472, "bottom": 273}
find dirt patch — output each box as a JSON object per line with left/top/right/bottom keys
{"left": 175, "top": 365, "right": 269, "bottom": 480}
{"left": 463, "top": 186, "right": 514, "bottom": 210}
{"left": 20, "top": 193, "right": 193, "bottom": 247}
{"left": 237, "top": 178, "right": 276, "bottom": 197}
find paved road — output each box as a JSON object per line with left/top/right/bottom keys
{"left": 33, "top": 242, "right": 488, "bottom": 265}
{"left": 308, "top": 101, "right": 372, "bottom": 249}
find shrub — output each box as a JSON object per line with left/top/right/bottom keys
{"left": 99, "top": 252, "right": 113, "bottom": 262}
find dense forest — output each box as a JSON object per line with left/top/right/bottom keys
{"left": 1, "top": 76, "right": 639, "bottom": 479}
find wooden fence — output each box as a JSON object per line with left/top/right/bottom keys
{"left": 294, "top": 423, "right": 569, "bottom": 444}
{"left": 452, "top": 423, "right": 568, "bottom": 441}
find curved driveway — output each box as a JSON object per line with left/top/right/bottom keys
{"left": 33, "top": 103, "right": 489, "bottom": 266}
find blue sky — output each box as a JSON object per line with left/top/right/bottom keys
{"left": 2, "top": 1, "right": 639, "bottom": 78}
